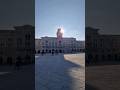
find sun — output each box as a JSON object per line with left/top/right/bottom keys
{"left": 60, "top": 28, "right": 64, "bottom": 34}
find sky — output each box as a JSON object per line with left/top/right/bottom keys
{"left": 35, "top": 0, "right": 85, "bottom": 40}
{"left": 0, "top": 0, "right": 120, "bottom": 37}
{"left": 86, "top": 0, "right": 120, "bottom": 35}
{"left": 0, "top": 0, "right": 34, "bottom": 29}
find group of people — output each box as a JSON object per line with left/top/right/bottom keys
{"left": 41, "top": 51, "right": 60, "bottom": 56}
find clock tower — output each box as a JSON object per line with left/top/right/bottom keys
{"left": 57, "top": 28, "right": 63, "bottom": 39}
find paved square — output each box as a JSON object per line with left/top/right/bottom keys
{"left": 86, "top": 65, "right": 120, "bottom": 90}
{"left": 35, "top": 53, "right": 85, "bottom": 90}
{"left": 0, "top": 65, "right": 34, "bottom": 90}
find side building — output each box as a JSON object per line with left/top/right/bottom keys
{"left": 86, "top": 27, "right": 120, "bottom": 64}
{"left": 0, "top": 25, "right": 35, "bottom": 64}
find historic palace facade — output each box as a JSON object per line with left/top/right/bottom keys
{"left": 0, "top": 25, "right": 35, "bottom": 64}
{"left": 86, "top": 27, "right": 120, "bottom": 63}
{"left": 35, "top": 28, "right": 85, "bottom": 54}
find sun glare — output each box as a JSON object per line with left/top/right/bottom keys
{"left": 60, "top": 27, "right": 64, "bottom": 34}
{"left": 60, "top": 28, "right": 64, "bottom": 34}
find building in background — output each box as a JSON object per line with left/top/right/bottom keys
{"left": 0, "top": 25, "right": 35, "bottom": 64}
{"left": 35, "top": 39, "right": 42, "bottom": 54}
{"left": 86, "top": 27, "right": 120, "bottom": 64}
{"left": 35, "top": 28, "right": 85, "bottom": 54}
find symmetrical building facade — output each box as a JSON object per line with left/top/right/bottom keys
{"left": 0, "top": 25, "right": 35, "bottom": 64}
{"left": 35, "top": 28, "right": 85, "bottom": 54}
{"left": 86, "top": 27, "right": 120, "bottom": 63}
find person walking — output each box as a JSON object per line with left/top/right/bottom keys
{"left": 52, "top": 51, "right": 54, "bottom": 56}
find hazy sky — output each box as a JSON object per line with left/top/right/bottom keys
{"left": 0, "top": 0, "right": 34, "bottom": 29}
{"left": 86, "top": 0, "right": 120, "bottom": 34}
{"left": 35, "top": 0, "right": 85, "bottom": 40}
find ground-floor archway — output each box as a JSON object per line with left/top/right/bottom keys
{"left": 25, "top": 55, "right": 31, "bottom": 63}
{"left": 59, "top": 50, "right": 62, "bottom": 53}
{"left": 0, "top": 57, "right": 3, "bottom": 64}
{"left": 49, "top": 50, "right": 51, "bottom": 53}
{"left": 46, "top": 49, "right": 48, "bottom": 53}
{"left": 7, "top": 57, "right": 13, "bottom": 65}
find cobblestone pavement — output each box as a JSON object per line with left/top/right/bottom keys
{"left": 35, "top": 53, "right": 85, "bottom": 90}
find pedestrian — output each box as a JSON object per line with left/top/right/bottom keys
{"left": 52, "top": 51, "right": 54, "bottom": 56}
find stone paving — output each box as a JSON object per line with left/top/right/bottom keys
{"left": 35, "top": 53, "right": 85, "bottom": 90}
{"left": 0, "top": 65, "right": 34, "bottom": 90}
{"left": 86, "top": 65, "right": 120, "bottom": 90}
